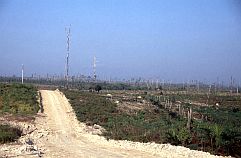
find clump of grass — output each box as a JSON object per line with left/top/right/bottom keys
{"left": 0, "top": 125, "right": 22, "bottom": 144}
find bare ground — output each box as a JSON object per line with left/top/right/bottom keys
{"left": 0, "top": 90, "right": 230, "bottom": 158}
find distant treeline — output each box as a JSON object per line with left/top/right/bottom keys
{"left": 0, "top": 76, "right": 233, "bottom": 92}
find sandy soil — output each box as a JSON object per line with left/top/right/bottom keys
{"left": 0, "top": 90, "right": 229, "bottom": 158}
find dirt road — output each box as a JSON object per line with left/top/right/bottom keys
{"left": 39, "top": 90, "right": 161, "bottom": 157}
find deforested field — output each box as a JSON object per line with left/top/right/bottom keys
{"left": 0, "top": 82, "right": 240, "bottom": 157}
{"left": 63, "top": 88, "right": 241, "bottom": 157}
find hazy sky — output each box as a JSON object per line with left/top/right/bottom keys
{"left": 0, "top": 0, "right": 241, "bottom": 83}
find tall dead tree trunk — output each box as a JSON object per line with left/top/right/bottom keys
{"left": 206, "top": 85, "right": 212, "bottom": 106}
{"left": 187, "top": 107, "right": 192, "bottom": 131}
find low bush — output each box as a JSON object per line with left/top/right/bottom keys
{"left": 0, "top": 125, "right": 22, "bottom": 144}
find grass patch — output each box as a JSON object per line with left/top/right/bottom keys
{"left": 0, "top": 83, "right": 39, "bottom": 115}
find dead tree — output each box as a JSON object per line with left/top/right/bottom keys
{"left": 206, "top": 85, "right": 212, "bottom": 106}
{"left": 186, "top": 107, "right": 192, "bottom": 131}
{"left": 169, "top": 101, "right": 172, "bottom": 110}
{"left": 178, "top": 104, "right": 181, "bottom": 115}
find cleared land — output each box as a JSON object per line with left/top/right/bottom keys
{"left": 0, "top": 89, "right": 231, "bottom": 157}
{"left": 24, "top": 90, "right": 161, "bottom": 157}
{"left": 63, "top": 89, "right": 241, "bottom": 157}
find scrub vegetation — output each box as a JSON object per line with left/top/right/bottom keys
{"left": 0, "top": 83, "right": 39, "bottom": 115}
{"left": 0, "top": 83, "right": 39, "bottom": 143}
{"left": 63, "top": 89, "right": 241, "bottom": 157}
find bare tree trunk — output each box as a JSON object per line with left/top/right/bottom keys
{"left": 187, "top": 107, "right": 192, "bottom": 131}
{"left": 178, "top": 104, "right": 181, "bottom": 115}
{"left": 206, "top": 85, "right": 211, "bottom": 106}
